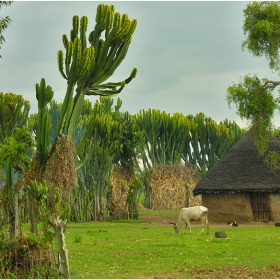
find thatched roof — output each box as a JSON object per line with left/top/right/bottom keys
{"left": 193, "top": 130, "right": 280, "bottom": 195}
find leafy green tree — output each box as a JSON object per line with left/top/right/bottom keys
{"left": 227, "top": 74, "right": 279, "bottom": 155}
{"left": 242, "top": 1, "right": 280, "bottom": 72}
{"left": 0, "top": 92, "right": 31, "bottom": 238}
{"left": 0, "top": 1, "right": 12, "bottom": 58}
{"left": 0, "top": 92, "right": 30, "bottom": 143}
{"left": 0, "top": 127, "right": 34, "bottom": 239}
{"left": 227, "top": 1, "right": 280, "bottom": 161}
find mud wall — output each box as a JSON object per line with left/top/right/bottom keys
{"left": 202, "top": 193, "right": 254, "bottom": 223}
{"left": 269, "top": 194, "right": 280, "bottom": 222}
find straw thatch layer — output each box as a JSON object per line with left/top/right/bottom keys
{"left": 193, "top": 131, "right": 280, "bottom": 195}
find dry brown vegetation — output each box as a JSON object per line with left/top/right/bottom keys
{"left": 188, "top": 264, "right": 280, "bottom": 279}
{"left": 149, "top": 163, "right": 201, "bottom": 209}
{"left": 111, "top": 165, "right": 135, "bottom": 218}
{"left": 111, "top": 163, "right": 202, "bottom": 219}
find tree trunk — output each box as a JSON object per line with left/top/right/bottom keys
{"left": 50, "top": 217, "right": 70, "bottom": 279}
{"left": 9, "top": 208, "right": 15, "bottom": 240}
{"left": 28, "top": 192, "right": 38, "bottom": 234}
{"left": 14, "top": 191, "right": 19, "bottom": 237}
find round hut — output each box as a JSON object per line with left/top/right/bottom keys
{"left": 193, "top": 130, "right": 280, "bottom": 223}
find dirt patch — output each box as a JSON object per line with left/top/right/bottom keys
{"left": 139, "top": 214, "right": 275, "bottom": 227}
{"left": 189, "top": 264, "right": 280, "bottom": 279}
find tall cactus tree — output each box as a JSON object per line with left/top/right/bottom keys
{"left": 48, "top": 4, "right": 137, "bottom": 223}
{"left": 185, "top": 113, "right": 245, "bottom": 177}
{"left": 30, "top": 2, "right": 138, "bottom": 220}
{"left": 136, "top": 109, "right": 193, "bottom": 208}
{"left": 74, "top": 103, "right": 121, "bottom": 221}
{"left": 72, "top": 97, "right": 144, "bottom": 222}
{"left": 136, "top": 109, "right": 192, "bottom": 169}
{"left": 56, "top": 4, "right": 137, "bottom": 140}
{"left": 28, "top": 5, "right": 138, "bottom": 275}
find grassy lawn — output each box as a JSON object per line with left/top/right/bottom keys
{"left": 64, "top": 211, "right": 280, "bottom": 279}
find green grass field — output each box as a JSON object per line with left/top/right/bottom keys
{"left": 64, "top": 211, "right": 280, "bottom": 279}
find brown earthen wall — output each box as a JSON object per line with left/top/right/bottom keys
{"left": 269, "top": 194, "right": 280, "bottom": 221}
{"left": 202, "top": 193, "right": 254, "bottom": 223}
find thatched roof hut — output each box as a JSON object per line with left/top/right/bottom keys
{"left": 193, "top": 130, "right": 280, "bottom": 223}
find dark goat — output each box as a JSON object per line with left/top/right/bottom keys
{"left": 227, "top": 221, "right": 238, "bottom": 227}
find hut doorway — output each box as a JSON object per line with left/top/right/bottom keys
{"left": 250, "top": 192, "right": 270, "bottom": 221}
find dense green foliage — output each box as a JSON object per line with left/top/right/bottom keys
{"left": 0, "top": 127, "right": 33, "bottom": 238}
{"left": 227, "top": 74, "right": 280, "bottom": 155}
{"left": 242, "top": 1, "right": 280, "bottom": 72}
{"left": 227, "top": 1, "right": 280, "bottom": 160}
{"left": 136, "top": 109, "right": 244, "bottom": 177}
{"left": 0, "top": 2, "right": 262, "bottom": 278}
{"left": 0, "top": 93, "right": 32, "bottom": 239}
{"left": 0, "top": 92, "right": 30, "bottom": 143}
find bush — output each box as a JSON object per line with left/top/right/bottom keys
{"left": 0, "top": 233, "right": 60, "bottom": 279}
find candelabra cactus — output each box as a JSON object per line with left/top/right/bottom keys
{"left": 56, "top": 4, "right": 137, "bottom": 138}
{"left": 35, "top": 78, "right": 54, "bottom": 170}
{"left": 26, "top": 6, "right": 137, "bottom": 272}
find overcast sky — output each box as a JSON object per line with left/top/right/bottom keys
{"left": 1, "top": 1, "right": 280, "bottom": 129}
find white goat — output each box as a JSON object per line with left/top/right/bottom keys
{"left": 170, "top": 206, "right": 209, "bottom": 234}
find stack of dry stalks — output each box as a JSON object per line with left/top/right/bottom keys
{"left": 149, "top": 163, "right": 201, "bottom": 210}
{"left": 111, "top": 165, "right": 134, "bottom": 218}
{"left": 0, "top": 234, "right": 56, "bottom": 278}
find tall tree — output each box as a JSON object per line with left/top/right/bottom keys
{"left": 27, "top": 5, "right": 138, "bottom": 276}
{"left": 0, "top": 1, "right": 12, "bottom": 58}
{"left": 242, "top": 1, "right": 280, "bottom": 72}
{"left": 72, "top": 97, "right": 144, "bottom": 222}
{"left": 29, "top": 3, "right": 138, "bottom": 230}
{"left": 0, "top": 92, "right": 30, "bottom": 238}
{"left": 227, "top": 74, "right": 279, "bottom": 155}
{"left": 0, "top": 127, "right": 34, "bottom": 239}
{"left": 227, "top": 1, "right": 280, "bottom": 169}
